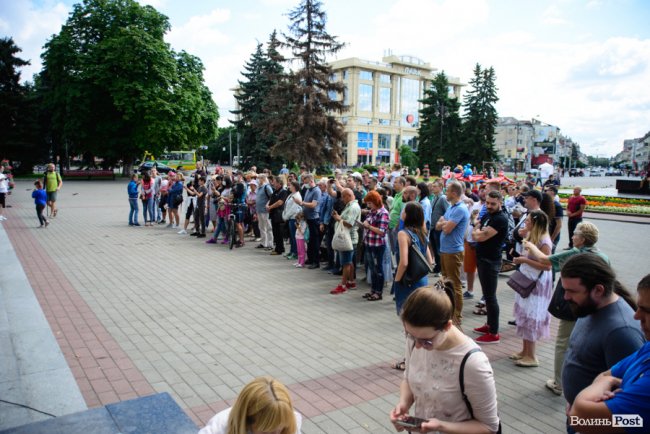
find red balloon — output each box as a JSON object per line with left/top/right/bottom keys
{"left": 406, "top": 114, "right": 414, "bottom": 123}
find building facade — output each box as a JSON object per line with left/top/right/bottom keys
{"left": 328, "top": 53, "right": 463, "bottom": 166}
{"left": 615, "top": 133, "right": 650, "bottom": 171}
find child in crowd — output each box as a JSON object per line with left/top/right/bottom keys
{"left": 294, "top": 212, "right": 307, "bottom": 268}
{"left": 32, "top": 180, "right": 49, "bottom": 228}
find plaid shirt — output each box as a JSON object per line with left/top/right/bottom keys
{"left": 364, "top": 207, "right": 389, "bottom": 246}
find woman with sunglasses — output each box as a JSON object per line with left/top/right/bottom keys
{"left": 390, "top": 283, "right": 500, "bottom": 433}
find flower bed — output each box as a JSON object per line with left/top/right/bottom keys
{"left": 558, "top": 194, "right": 650, "bottom": 215}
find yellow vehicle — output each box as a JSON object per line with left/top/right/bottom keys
{"left": 142, "top": 150, "right": 197, "bottom": 171}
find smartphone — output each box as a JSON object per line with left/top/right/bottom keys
{"left": 396, "top": 416, "right": 428, "bottom": 428}
{"left": 510, "top": 249, "right": 520, "bottom": 258}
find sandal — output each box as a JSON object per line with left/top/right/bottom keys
{"left": 473, "top": 307, "right": 487, "bottom": 315}
{"left": 362, "top": 292, "right": 373, "bottom": 299}
{"left": 391, "top": 360, "right": 406, "bottom": 371}
{"left": 367, "top": 293, "right": 382, "bottom": 301}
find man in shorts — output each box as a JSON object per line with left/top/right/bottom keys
{"left": 43, "top": 163, "right": 63, "bottom": 217}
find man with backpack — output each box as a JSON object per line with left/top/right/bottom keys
{"left": 44, "top": 163, "right": 63, "bottom": 217}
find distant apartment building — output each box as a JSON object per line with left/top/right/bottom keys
{"left": 328, "top": 53, "right": 463, "bottom": 166}
{"left": 615, "top": 132, "right": 650, "bottom": 170}
{"left": 494, "top": 117, "right": 570, "bottom": 171}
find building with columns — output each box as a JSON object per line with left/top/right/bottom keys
{"left": 328, "top": 53, "right": 463, "bottom": 166}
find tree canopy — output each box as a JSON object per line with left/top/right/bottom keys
{"left": 40, "top": 0, "right": 218, "bottom": 169}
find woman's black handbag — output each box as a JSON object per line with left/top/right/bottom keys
{"left": 402, "top": 234, "right": 432, "bottom": 286}
{"left": 548, "top": 279, "right": 577, "bottom": 321}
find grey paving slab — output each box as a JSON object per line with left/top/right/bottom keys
{"left": 2, "top": 179, "right": 649, "bottom": 433}
{"left": 0, "top": 224, "right": 86, "bottom": 430}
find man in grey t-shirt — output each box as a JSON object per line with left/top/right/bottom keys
{"left": 560, "top": 254, "right": 644, "bottom": 417}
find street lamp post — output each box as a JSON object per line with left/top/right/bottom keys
{"left": 435, "top": 102, "right": 448, "bottom": 169}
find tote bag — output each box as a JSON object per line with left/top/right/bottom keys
{"left": 332, "top": 221, "right": 353, "bottom": 252}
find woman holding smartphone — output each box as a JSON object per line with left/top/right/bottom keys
{"left": 390, "top": 282, "right": 500, "bottom": 434}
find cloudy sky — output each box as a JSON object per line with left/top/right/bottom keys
{"left": 2, "top": 0, "right": 649, "bottom": 157}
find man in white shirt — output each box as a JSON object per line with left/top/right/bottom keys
{"left": 0, "top": 172, "right": 8, "bottom": 221}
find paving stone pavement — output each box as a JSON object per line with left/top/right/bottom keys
{"left": 2, "top": 179, "right": 648, "bottom": 433}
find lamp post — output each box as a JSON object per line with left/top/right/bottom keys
{"left": 435, "top": 102, "right": 449, "bottom": 169}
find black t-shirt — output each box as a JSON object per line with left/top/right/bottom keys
{"left": 549, "top": 201, "right": 564, "bottom": 239}
{"left": 197, "top": 185, "right": 208, "bottom": 206}
{"left": 476, "top": 210, "right": 509, "bottom": 261}
{"left": 269, "top": 187, "right": 288, "bottom": 222}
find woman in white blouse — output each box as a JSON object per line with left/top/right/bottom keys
{"left": 389, "top": 282, "right": 500, "bottom": 433}
{"left": 199, "top": 377, "right": 302, "bottom": 434}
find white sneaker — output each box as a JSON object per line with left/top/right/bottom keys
{"left": 295, "top": 263, "right": 304, "bottom": 268}
{"left": 0, "top": 216, "right": 6, "bottom": 220}
{"left": 177, "top": 229, "right": 187, "bottom": 234}
{"left": 172, "top": 224, "right": 178, "bottom": 229}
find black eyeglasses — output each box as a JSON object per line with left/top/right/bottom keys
{"left": 404, "top": 331, "right": 436, "bottom": 348}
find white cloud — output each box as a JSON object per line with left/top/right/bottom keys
{"left": 1, "top": 1, "right": 70, "bottom": 82}
{"left": 167, "top": 9, "right": 232, "bottom": 52}
{"left": 542, "top": 4, "right": 568, "bottom": 25}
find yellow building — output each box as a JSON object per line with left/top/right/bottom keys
{"left": 328, "top": 53, "right": 463, "bottom": 166}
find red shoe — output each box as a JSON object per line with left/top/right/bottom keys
{"left": 473, "top": 324, "right": 490, "bottom": 335}
{"left": 346, "top": 281, "right": 357, "bottom": 290}
{"left": 330, "top": 285, "right": 347, "bottom": 294}
{"left": 476, "top": 333, "right": 500, "bottom": 344}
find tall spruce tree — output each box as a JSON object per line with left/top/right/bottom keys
{"left": 418, "top": 72, "right": 461, "bottom": 171}
{"left": 460, "top": 63, "right": 499, "bottom": 166}
{"left": 231, "top": 42, "right": 265, "bottom": 167}
{"left": 266, "top": 0, "right": 346, "bottom": 168}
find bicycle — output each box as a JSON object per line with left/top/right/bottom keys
{"left": 227, "top": 203, "right": 247, "bottom": 250}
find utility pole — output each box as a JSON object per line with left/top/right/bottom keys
{"left": 229, "top": 129, "right": 232, "bottom": 166}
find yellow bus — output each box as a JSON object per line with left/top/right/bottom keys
{"left": 142, "top": 150, "right": 197, "bottom": 171}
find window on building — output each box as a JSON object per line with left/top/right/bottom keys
{"left": 378, "top": 119, "right": 390, "bottom": 126}
{"left": 359, "top": 84, "right": 373, "bottom": 112}
{"left": 380, "top": 74, "right": 390, "bottom": 83}
{"left": 379, "top": 87, "right": 391, "bottom": 113}
{"left": 378, "top": 134, "right": 391, "bottom": 149}
{"left": 359, "top": 70, "right": 372, "bottom": 80}
{"left": 357, "top": 117, "right": 371, "bottom": 125}
{"left": 330, "top": 72, "right": 338, "bottom": 81}
{"left": 342, "top": 69, "right": 349, "bottom": 80}
{"left": 343, "top": 89, "right": 349, "bottom": 105}
{"left": 401, "top": 78, "right": 420, "bottom": 126}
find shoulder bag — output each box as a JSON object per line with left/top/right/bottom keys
{"left": 331, "top": 220, "right": 353, "bottom": 252}
{"left": 548, "top": 279, "right": 577, "bottom": 321}
{"left": 402, "top": 232, "right": 432, "bottom": 286}
{"left": 460, "top": 349, "right": 502, "bottom": 434}
{"left": 506, "top": 268, "right": 543, "bottom": 298}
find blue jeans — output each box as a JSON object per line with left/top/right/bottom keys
{"left": 128, "top": 198, "right": 139, "bottom": 225}
{"left": 366, "top": 245, "right": 386, "bottom": 294}
{"left": 142, "top": 198, "right": 154, "bottom": 223}
{"left": 154, "top": 196, "right": 161, "bottom": 221}
{"left": 288, "top": 219, "right": 297, "bottom": 256}
{"left": 212, "top": 217, "right": 227, "bottom": 240}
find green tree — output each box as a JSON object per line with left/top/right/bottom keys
{"left": 418, "top": 72, "right": 461, "bottom": 171}
{"left": 40, "top": 0, "right": 218, "bottom": 173}
{"left": 0, "top": 37, "right": 48, "bottom": 173}
{"left": 231, "top": 31, "right": 286, "bottom": 171}
{"left": 264, "top": 0, "right": 346, "bottom": 168}
{"left": 398, "top": 145, "right": 419, "bottom": 171}
{"left": 460, "top": 64, "right": 499, "bottom": 166}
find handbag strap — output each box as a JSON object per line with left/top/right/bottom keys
{"left": 460, "top": 348, "right": 503, "bottom": 434}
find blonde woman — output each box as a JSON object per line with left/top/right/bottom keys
{"left": 511, "top": 209, "right": 553, "bottom": 367}
{"left": 199, "top": 377, "right": 302, "bottom": 434}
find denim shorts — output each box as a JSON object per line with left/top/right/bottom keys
{"left": 339, "top": 249, "right": 355, "bottom": 265}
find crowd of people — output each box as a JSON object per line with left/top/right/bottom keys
{"left": 121, "top": 161, "right": 648, "bottom": 433}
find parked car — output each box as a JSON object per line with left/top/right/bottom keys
{"left": 138, "top": 161, "right": 173, "bottom": 174}
{"left": 569, "top": 168, "right": 584, "bottom": 177}
{"left": 606, "top": 168, "right": 623, "bottom": 176}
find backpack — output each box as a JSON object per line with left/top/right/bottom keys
{"left": 502, "top": 207, "right": 516, "bottom": 245}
